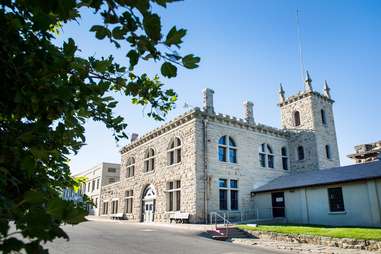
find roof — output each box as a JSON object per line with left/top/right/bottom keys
{"left": 253, "top": 160, "right": 381, "bottom": 193}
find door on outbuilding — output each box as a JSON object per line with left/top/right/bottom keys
{"left": 271, "top": 192, "right": 285, "bottom": 218}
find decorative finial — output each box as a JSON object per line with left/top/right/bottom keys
{"left": 304, "top": 70, "right": 313, "bottom": 92}
{"left": 323, "top": 80, "right": 331, "bottom": 99}
{"left": 279, "top": 83, "right": 285, "bottom": 103}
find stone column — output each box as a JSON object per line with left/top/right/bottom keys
{"left": 203, "top": 88, "right": 214, "bottom": 114}
{"left": 243, "top": 100, "right": 254, "bottom": 124}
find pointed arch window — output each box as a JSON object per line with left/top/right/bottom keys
{"left": 218, "top": 136, "right": 237, "bottom": 163}
{"left": 144, "top": 148, "right": 155, "bottom": 172}
{"left": 294, "top": 111, "right": 301, "bottom": 126}
{"left": 126, "top": 157, "right": 135, "bottom": 177}
{"left": 297, "top": 146, "right": 305, "bottom": 161}
{"left": 168, "top": 137, "right": 182, "bottom": 165}
{"left": 281, "top": 147, "right": 288, "bottom": 170}
{"left": 259, "top": 143, "right": 274, "bottom": 168}
{"left": 321, "top": 109, "right": 327, "bottom": 125}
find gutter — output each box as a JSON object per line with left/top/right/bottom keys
{"left": 202, "top": 118, "right": 209, "bottom": 224}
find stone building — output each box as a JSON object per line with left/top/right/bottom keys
{"left": 100, "top": 72, "right": 340, "bottom": 223}
{"left": 63, "top": 162, "right": 120, "bottom": 215}
{"left": 347, "top": 140, "right": 381, "bottom": 164}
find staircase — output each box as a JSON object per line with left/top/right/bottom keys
{"left": 207, "top": 226, "right": 252, "bottom": 241}
{"left": 208, "top": 212, "right": 252, "bottom": 241}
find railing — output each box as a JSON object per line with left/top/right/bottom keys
{"left": 209, "top": 212, "right": 233, "bottom": 238}
{"left": 210, "top": 207, "right": 286, "bottom": 225}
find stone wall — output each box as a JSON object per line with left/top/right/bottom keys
{"left": 243, "top": 230, "right": 381, "bottom": 251}
{"left": 101, "top": 118, "right": 199, "bottom": 223}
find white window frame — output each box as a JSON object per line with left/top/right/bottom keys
{"left": 126, "top": 157, "right": 135, "bottom": 178}
{"left": 144, "top": 148, "right": 156, "bottom": 172}
{"left": 167, "top": 137, "right": 182, "bottom": 166}
{"left": 218, "top": 178, "right": 239, "bottom": 211}
{"left": 166, "top": 180, "right": 181, "bottom": 212}
{"left": 124, "top": 190, "right": 133, "bottom": 214}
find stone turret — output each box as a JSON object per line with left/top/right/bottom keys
{"left": 323, "top": 80, "right": 331, "bottom": 99}
{"left": 203, "top": 88, "right": 214, "bottom": 114}
{"left": 243, "top": 100, "right": 254, "bottom": 124}
{"left": 279, "top": 83, "right": 285, "bottom": 103}
{"left": 304, "top": 71, "right": 313, "bottom": 92}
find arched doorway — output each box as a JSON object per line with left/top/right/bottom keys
{"left": 142, "top": 184, "right": 156, "bottom": 222}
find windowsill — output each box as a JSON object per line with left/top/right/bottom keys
{"left": 217, "top": 160, "right": 240, "bottom": 166}
{"left": 328, "top": 211, "right": 346, "bottom": 215}
{"left": 126, "top": 176, "right": 135, "bottom": 179}
{"left": 166, "top": 162, "right": 182, "bottom": 168}
{"left": 143, "top": 170, "right": 155, "bottom": 175}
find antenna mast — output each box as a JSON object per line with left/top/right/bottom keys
{"left": 296, "top": 9, "right": 306, "bottom": 82}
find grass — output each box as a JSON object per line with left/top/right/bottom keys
{"left": 237, "top": 224, "right": 381, "bottom": 241}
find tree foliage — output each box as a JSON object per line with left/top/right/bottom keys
{"left": 0, "top": 0, "right": 199, "bottom": 253}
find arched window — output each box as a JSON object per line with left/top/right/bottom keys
{"left": 325, "top": 145, "right": 331, "bottom": 159}
{"left": 218, "top": 136, "right": 237, "bottom": 163}
{"left": 321, "top": 109, "right": 327, "bottom": 125}
{"left": 297, "top": 146, "right": 305, "bottom": 161}
{"left": 259, "top": 143, "right": 274, "bottom": 168}
{"left": 126, "top": 157, "right": 135, "bottom": 177}
{"left": 168, "top": 137, "right": 182, "bottom": 165}
{"left": 144, "top": 148, "right": 155, "bottom": 172}
{"left": 294, "top": 111, "right": 301, "bottom": 126}
{"left": 281, "top": 147, "right": 288, "bottom": 170}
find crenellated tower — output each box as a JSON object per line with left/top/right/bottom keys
{"left": 279, "top": 71, "right": 340, "bottom": 171}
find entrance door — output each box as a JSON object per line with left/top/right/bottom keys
{"left": 271, "top": 192, "right": 285, "bottom": 217}
{"left": 142, "top": 185, "right": 156, "bottom": 222}
{"left": 144, "top": 200, "right": 154, "bottom": 222}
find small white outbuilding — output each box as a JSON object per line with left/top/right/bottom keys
{"left": 252, "top": 160, "right": 381, "bottom": 227}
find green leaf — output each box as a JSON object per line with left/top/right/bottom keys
{"left": 165, "top": 26, "right": 186, "bottom": 47}
{"left": 182, "top": 54, "right": 200, "bottom": 69}
{"left": 112, "top": 26, "right": 125, "bottom": 40}
{"left": 24, "top": 190, "right": 45, "bottom": 204}
{"left": 47, "top": 198, "right": 65, "bottom": 218}
{"left": 90, "top": 25, "right": 110, "bottom": 40}
{"left": 127, "top": 50, "right": 139, "bottom": 70}
{"left": 161, "top": 62, "right": 177, "bottom": 78}
{"left": 143, "top": 13, "right": 162, "bottom": 42}
{"left": 63, "top": 38, "right": 77, "bottom": 56}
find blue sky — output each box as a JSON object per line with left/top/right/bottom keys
{"left": 57, "top": 0, "right": 381, "bottom": 174}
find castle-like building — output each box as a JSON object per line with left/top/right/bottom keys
{"left": 99, "top": 72, "right": 343, "bottom": 224}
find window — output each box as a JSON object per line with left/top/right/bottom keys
{"left": 144, "top": 148, "right": 155, "bottom": 172}
{"left": 167, "top": 180, "right": 181, "bottom": 211}
{"left": 219, "top": 178, "right": 238, "bottom": 211}
{"left": 108, "top": 177, "right": 116, "bottom": 184}
{"left": 111, "top": 200, "right": 119, "bottom": 214}
{"left": 297, "top": 146, "right": 305, "bottom": 160}
{"left": 96, "top": 179, "right": 100, "bottom": 189}
{"left": 108, "top": 167, "right": 117, "bottom": 173}
{"left": 325, "top": 145, "right": 331, "bottom": 159}
{"left": 87, "top": 182, "right": 91, "bottom": 192}
{"left": 281, "top": 147, "right": 288, "bottom": 170}
{"left": 83, "top": 183, "right": 86, "bottom": 193}
{"left": 125, "top": 190, "right": 133, "bottom": 214}
{"left": 328, "top": 187, "right": 345, "bottom": 212}
{"left": 102, "top": 202, "right": 109, "bottom": 214}
{"left": 321, "top": 109, "right": 327, "bottom": 125}
{"left": 218, "top": 136, "right": 237, "bottom": 163}
{"left": 168, "top": 137, "right": 182, "bottom": 165}
{"left": 294, "top": 111, "right": 301, "bottom": 126}
{"left": 95, "top": 198, "right": 98, "bottom": 207}
{"left": 126, "top": 157, "right": 135, "bottom": 178}
{"left": 92, "top": 180, "right": 95, "bottom": 191}
{"left": 259, "top": 143, "right": 274, "bottom": 168}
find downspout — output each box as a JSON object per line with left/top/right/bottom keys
{"left": 203, "top": 118, "right": 209, "bottom": 224}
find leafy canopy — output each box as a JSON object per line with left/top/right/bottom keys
{"left": 0, "top": 0, "right": 199, "bottom": 253}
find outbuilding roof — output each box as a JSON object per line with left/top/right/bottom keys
{"left": 253, "top": 160, "right": 381, "bottom": 193}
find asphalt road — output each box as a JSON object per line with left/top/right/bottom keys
{"left": 46, "top": 221, "right": 287, "bottom": 254}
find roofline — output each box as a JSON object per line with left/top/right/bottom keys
{"left": 278, "top": 91, "right": 334, "bottom": 107}
{"left": 120, "top": 107, "right": 291, "bottom": 154}
{"left": 253, "top": 175, "right": 381, "bottom": 194}
{"left": 72, "top": 162, "right": 121, "bottom": 177}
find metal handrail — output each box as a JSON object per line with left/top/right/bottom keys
{"left": 210, "top": 212, "right": 233, "bottom": 238}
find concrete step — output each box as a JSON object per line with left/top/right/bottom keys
{"left": 208, "top": 227, "right": 252, "bottom": 240}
